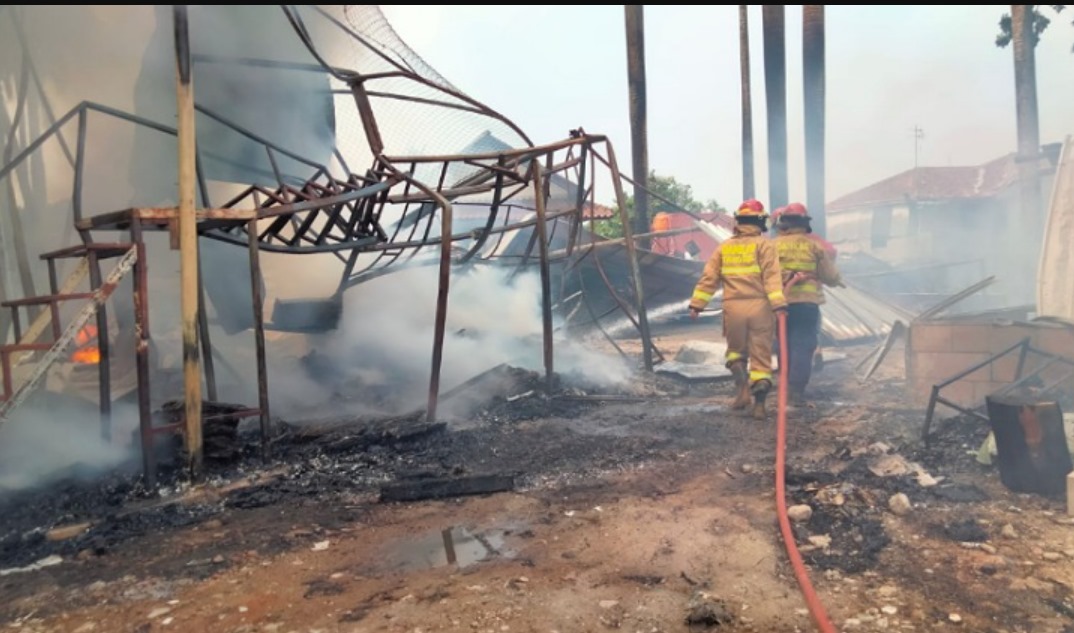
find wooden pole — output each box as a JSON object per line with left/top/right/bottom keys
{"left": 174, "top": 5, "right": 203, "bottom": 478}
{"left": 739, "top": 5, "right": 756, "bottom": 201}
{"left": 531, "top": 162, "right": 555, "bottom": 390}
{"left": 624, "top": 5, "right": 651, "bottom": 250}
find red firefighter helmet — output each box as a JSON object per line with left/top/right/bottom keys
{"left": 734, "top": 198, "right": 767, "bottom": 218}
{"left": 782, "top": 202, "right": 810, "bottom": 219}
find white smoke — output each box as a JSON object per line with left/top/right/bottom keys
{"left": 264, "top": 261, "right": 633, "bottom": 420}
{"left": 0, "top": 396, "right": 137, "bottom": 493}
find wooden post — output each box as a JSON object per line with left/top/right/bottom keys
{"left": 174, "top": 5, "right": 202, "bottom": 478}
{"left": 531, "top": 163, "right": 555, "bottom": 390}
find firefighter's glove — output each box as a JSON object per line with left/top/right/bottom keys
{"left": 689, "top": 307, "right": 701, "bottom": 321}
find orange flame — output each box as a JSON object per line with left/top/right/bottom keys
{"left": 71, "top": 324, "right": 101, "bottom": 365}
{"left": 71, "top": 346, "right": 101, "bottom": 364}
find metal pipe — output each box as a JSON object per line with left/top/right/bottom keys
{"left": 247, "top": 219, "right": 271, "bottom": 460}
{"left": 87, "top": 252, "right": 112, "bottom": 441}
{"left": 196, "top": 262, "right": 218, "bottom": 402}
{"left": 378, "top": 163, "right": 454, "bottom": 422}
{"left": 129, "top": 221, "right": 154, "bottom": 486}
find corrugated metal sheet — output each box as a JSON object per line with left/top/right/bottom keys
{"left": 1038, "top": 135, "right": 1074, "bottom": 320}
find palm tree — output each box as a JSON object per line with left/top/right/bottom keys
{"left": 762, "top": 5, "right": 788, "bottom": 211}
{"left": 739, "top": 5, "right": 755, "bottom": 201}
{"left": 624, "top": 4, "right": 650, "bottom": 249}
{"left": 1010, "top": 5, "right": 1043, "bottom": 233}
{"left": 802, "top": 5, "right": 826, "bottom": 236}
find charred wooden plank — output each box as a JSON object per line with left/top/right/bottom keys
{"left": 379, "top": 474, "right": 515, "bottom": 503}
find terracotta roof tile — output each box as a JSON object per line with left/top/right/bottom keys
{"left": 827, "top": 151, "right": 1031, "bottom": 213}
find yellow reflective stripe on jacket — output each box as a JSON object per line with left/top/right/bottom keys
{"left": 783, "top": 262, "right": 817, "bottom": 271}
{"left": 750, "top": 370, "right": 772, "bottom": 382}
{"left": 723, "top": 265, "right": 762, "bottom": 276}
{"left": 692, "top": 289, "right": 714, "bottom": 303}
{"left": 789, "top": 282, "right": 819, "bottom": 294}
{"left": 768, "top": 290, "right": 786, "bottom": 303}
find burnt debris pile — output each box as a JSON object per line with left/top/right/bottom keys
{"left": 0, "top": 364, "right": 676, "bottom": 572}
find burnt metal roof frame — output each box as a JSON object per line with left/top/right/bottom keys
{"left": 921, "top": 338, "right": 1074, "bottom": 445}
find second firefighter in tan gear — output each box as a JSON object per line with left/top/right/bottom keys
{"left": 689, "top": 199, "right": 787, "bottom": 419}
{"left": 772, "top": 202, "right": 845, "bottom": 405}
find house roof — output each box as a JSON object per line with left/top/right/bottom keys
{"left": 584, "top": 202, "right": 618, "bottom": 219}
{"left": 827, "top": 146, "right": 1058, "bottom": 214}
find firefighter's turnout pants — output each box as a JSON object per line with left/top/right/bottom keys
{"left": 785, "top": 302, "right": 821, "bottom": 393}
{"left": 724, "top": 298, "right": 775, "bottom": 385}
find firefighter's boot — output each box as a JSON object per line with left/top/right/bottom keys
{"left": 729, "top": 362, "right": 751, "bottom": 410}
{"left": 751, "top": 379, "right": 772, "bottom": 420}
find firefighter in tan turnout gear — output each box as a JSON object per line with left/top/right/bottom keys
{"left": 689, "top": 199, "right": 787, "bottom": 419}
{"left": 773, "top": 202, "right": 845, "bottom": 405}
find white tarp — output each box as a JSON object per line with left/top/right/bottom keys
{"left": 1037, "top": 136, "right": 1074, "bottom": 320}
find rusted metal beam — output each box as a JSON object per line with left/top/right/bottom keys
{"left": 196, "top": 262, "right": 217, "bottom": 402}
{"left": 378, "top": 163, "right": 454, "bottom": 422}
{"left": 247, "top": 218, "right": 271, "bottom": 460}
{"left": 350, "top": 80, "right": 384, "bottom": 157}
{"left": 605, "top": 141, "right": 654, "bottom": 371}
{"left": 87, "top": 252, "right": 113, "bottom": 441}
{"left": 0, "top": 248, "right": 137, "bottom": 427}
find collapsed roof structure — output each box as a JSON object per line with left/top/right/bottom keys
{"left": 0, "top": 5, "right": 687, "bottom": 484}
{"left": 0, "top": 5, "right": 920, "bottom": 485}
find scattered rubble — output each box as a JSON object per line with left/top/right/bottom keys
{"left": 888, "top": 493, "right": 911, "bottom": 516}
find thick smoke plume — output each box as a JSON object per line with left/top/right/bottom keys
{"left": 259, "top": 262, "right": 633, "bottom": 421}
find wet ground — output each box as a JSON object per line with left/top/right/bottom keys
{"left": 1, "top": 321, "right": 1074, "bottom": 633}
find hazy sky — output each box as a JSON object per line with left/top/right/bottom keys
{"left": 379, "top": 5, "right": 1074, "bottom": 208}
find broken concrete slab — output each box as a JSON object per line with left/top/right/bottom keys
{"left": 673, "top": 340, "right": 726, "bottom": 364}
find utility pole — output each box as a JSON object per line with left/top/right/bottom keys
{"left": 739, "top": 5, "right": 755, "bottom": 201}
{"left": 762, "top": 5, "right": 788, "bottom": 211}
{"left": 174, "top": 5, "right": 203, "bottom": 479}
{"left": 624, "top": 5, "right": 650, "bottom": 250}
{"left": 802, "top": 4, "right": 826, "bottom": 237}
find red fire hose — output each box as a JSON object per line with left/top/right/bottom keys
{"left": 775, "top": 310, "right": 838, "bottom": 633}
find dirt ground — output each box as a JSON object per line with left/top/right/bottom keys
{"left": 2, "top": 317, "right": 1074, "bottom": 633}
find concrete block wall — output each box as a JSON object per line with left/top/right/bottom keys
{"left": 906, "top": 320, "right": 1074, "bottom": 410}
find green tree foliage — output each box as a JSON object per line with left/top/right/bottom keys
{"left": 591, "top": 171, "right": 726, "bottom": 239}
{"left": 996, "top": 5, "right": 1070, "bottom": 49}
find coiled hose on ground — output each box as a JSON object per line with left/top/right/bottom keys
{"left": 775, "top": 311, "right": 838, "bottom": 633}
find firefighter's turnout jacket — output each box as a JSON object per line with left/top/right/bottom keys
{"left": 773, "top": 226, "right": 843, "bottom": 305}
{"left": 689, "top": 223, "right": 786, "bottom": 385}
{"left": 689, "top": 224, "right": 787, "bottom": 312}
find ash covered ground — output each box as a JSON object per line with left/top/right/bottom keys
{"left": 1, "top": 332, "right": 1073, "bottom": 633}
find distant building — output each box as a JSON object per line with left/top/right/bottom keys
{"left": 826, "top": 143, "right": 1063, "bottom": 307}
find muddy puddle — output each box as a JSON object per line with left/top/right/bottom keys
{"left": 378, "top": 524, "right": 519, "bottom": 572}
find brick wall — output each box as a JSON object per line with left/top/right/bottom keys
{"left": 905, "top": 320, "right": 1074, "bottom": 410}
